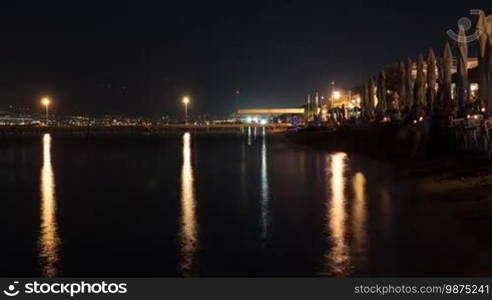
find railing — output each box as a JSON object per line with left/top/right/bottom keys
{"left": 451, "top": 115, "right": 492, "bottom": 158}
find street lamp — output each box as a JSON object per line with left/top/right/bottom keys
{"left": 41, "top": 97, "right": 50, "bottom": 125}
{"left": 182, "top": 96, "right": 190, "bottom": 124}
{"left": 332, "top": 91, "right": 341, "bottom": 101}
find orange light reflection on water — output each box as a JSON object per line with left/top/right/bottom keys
{"left": 39, "top": 133, "right": 60, "bottom": 277}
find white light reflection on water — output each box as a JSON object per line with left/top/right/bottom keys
{"left": 247, "top": 127, "right": 252, "bottom": 146}
{"left": 260, "top": 127, "right": 270, "bottom": 240}
{"left": 180, "top": 132, "right": 198, "bottom": 276}
{"left": 39, "top": 133, "right": 60, "bottom": 277}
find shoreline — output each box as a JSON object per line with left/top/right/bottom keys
{"left": 285, "top": 128, "right": 492, "bottom": 275}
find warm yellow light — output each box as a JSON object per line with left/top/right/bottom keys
{"left": 182, "top": 96, "right": 190, "bottom": 105}
{"left": 41, "top": 97, "right": 50, "bottom": 106}
{"left": 325, "top": 152, "right": 349, "bottom": 276}
{"left": 180, "top": 132, "right": 197, "bottom": 275}
{"left": 352, "top": 172, "right": 367, "bottom": 258}
{"left": 332, "top": 91, "right": 341, "bottom": 100}
{"left": 40, "top": 133, "right": 60, "bottom": 277}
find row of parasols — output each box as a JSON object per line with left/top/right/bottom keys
{"left": 358, "top": 10, "right": 492, "bottom": 121}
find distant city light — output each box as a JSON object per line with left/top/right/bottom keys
{"left": 182, "top": 96, "right": 190, "bottom": 105}
{"left": 246, "top": 117, "right": 252, "bottom": 123}
{"left": 332, "top": 91, "right": 341, "bottom": 100}
{"left": 260, "top": 119, "right": 267, "bottom": 125}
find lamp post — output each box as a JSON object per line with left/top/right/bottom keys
{"left": 41, "top": 97, "right": 50, "bottom": 125}
{"left": 182, "top": 96, "right": 190, "bottom": 124}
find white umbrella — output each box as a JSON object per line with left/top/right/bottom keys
{"left": 427, "top": 48, "right": 438, "bottom": 113}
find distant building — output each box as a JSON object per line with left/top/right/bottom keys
{"left": 236, "top": 108, "right": 305, "bottom": 124}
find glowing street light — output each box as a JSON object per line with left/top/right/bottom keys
{"left": 182, "top": 96, "right": 190, "bottom": 124}
{"left": 41, "top": 97, "right": 51, "bottom": 125}
{"left": 332, "top": 91, "right": 341, "bottom": 101}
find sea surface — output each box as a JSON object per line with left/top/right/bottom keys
{"left": 0, "top": 130, "right": 486, "bottom": 277}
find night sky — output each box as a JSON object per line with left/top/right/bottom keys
{"left": 0, "top": 0, "right": 490, "bottom": 117}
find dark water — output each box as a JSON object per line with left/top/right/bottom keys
{"left": 0, "top": 130, "right": 487, "bottom": 277}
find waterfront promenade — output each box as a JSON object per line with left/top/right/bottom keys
{"left": 0, "top": 123, "right": 292, "bottom": 137}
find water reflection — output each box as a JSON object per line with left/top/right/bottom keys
{"left": 180, "top": 132, "right": 198, "bottom": 276}
{"left": 39, "top": 133, "right": 60, "bottom": 277}
{"left": 240, "top": 137, "right": 247, "bottom": 202}
{"left": 260, "top": 127, "right": 270, "bottom": 240}
{"left": 380, "top": 188, "right": 393, "bottom": 231}
{"left": 352, "top": 172, "right": 367, "bottom": 259}
{"left": 247, "top": 127, "right": 252, "bottom": 146}
{"left": 325, "top": 152, "right": 349, "bottom": 276}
